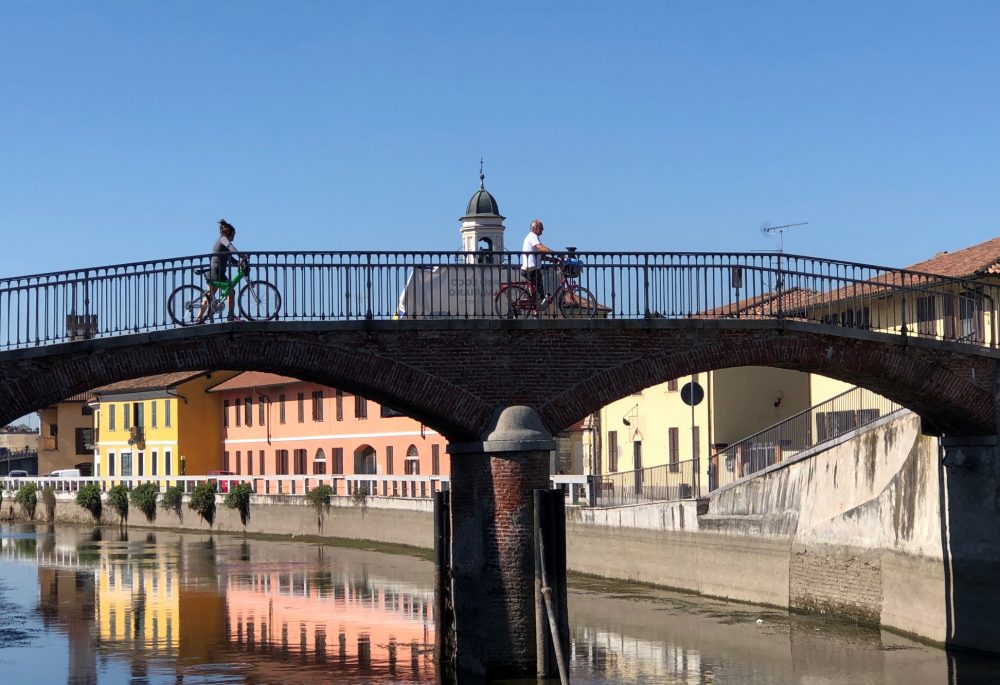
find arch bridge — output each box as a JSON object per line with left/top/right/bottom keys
{"left": 3, "top": 249, "right": 1000, "bottom": 678}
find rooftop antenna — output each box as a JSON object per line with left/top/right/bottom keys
{"left": 760, "top": 222, "right": 808, "bottom": 253}
{"left": 479, "top": 156, "right": 485, "bottom": 189}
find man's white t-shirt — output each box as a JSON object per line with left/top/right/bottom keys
{"left": 522, "top": 232, "right": 541, "bottom": 270}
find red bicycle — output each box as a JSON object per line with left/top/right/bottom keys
{"left": 493, "top": 254, "right": 599, "bottom": 319}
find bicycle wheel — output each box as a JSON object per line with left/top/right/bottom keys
{"left": 494, "top": 285, "right": 534, "bottom": 319}
{"left": 557, "top": 284, "right": 598, "bottom": 319}
{"left": 238, "top": 280, "right": 282, "bottom": 321}
{"left": 167, "top": 285, "right": 210, "bottom": 326}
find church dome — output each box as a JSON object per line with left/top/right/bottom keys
{"left": 461, "top": 173, "right": 504, "bottom": 220}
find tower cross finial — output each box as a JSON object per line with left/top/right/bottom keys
{"left": 479, "top": 157, "right": 485, "bottom": 189}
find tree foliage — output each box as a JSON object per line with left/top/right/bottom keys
{"left": 107, "top": 484, "right": 129, "bottom": 526}
{"left": 130, "top": 482, "right": 159, "bottom": 522}
{"left": 160, "top": 485, "right": 184, "bottom": 517}
{"left": 76, "top": 484, "right": 103, "bottom": 521}
{"left": 15, "top": 482, "right": 38, "bottom": 520}
{"left": 223, "top": 483, "right": 253, "bottom": 526}
{"left": 41, "top": 486, "right": 56, "bottom": 521}
{"left": 188, "top": 482, "right": 216, "bottom": 526}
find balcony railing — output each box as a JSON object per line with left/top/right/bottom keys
{"left": 1, "top": 250, "right": 998, "bottom": 350}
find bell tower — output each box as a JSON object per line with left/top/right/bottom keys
{"left": 459, "top": 162, "right": 505, "bottom": 263}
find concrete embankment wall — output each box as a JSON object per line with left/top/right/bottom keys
{"left": 1, "top": 494, "right": 436, "bottom": 551}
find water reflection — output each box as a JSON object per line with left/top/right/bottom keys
{"left": 3, "top": 523, "right": 1000, "bottom": 684}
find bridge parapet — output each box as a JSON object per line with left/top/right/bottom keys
{"left": 2, "top": 250, "right": 997, "bottom": 350}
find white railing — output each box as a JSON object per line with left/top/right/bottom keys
{"left": 0, "top": 473, "right": 594, "bottom": 504}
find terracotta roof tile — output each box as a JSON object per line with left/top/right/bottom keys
{"left": 208, "top": 371, "right": 304, "bottom": 392}
{"left": 92, "top": 372, "right": 211, "bottom": 394}
{"left": 903, "top": 235, "right": 1000, "bottom": 277}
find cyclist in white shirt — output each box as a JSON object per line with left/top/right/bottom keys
{"left": 521, "top": 218, "right": 553, "bottom": 306}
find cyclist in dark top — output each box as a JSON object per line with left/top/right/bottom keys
{"left": 204, "top": 219, "right": 240, "bottom": 321}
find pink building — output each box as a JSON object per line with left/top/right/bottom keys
{"left": 210, "top": 372, "right": 449, "bottom": 479}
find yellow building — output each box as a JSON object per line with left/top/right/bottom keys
{"left": 91, "top": 371, "right": 237, "bottom": 478}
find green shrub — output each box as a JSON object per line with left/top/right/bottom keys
{"left": 130, "top": 482, "right": 159, "bottom": 522}
{"left": 76, "top": 484, "right": 103, "bottom": 521}
{"left": 107, "top": 484, "right": 129, "bottom": 526}
{"left": 223, "top": 483, "right": 253, "bottom": 526}
{"left": 188, "top": 482, "right": 216, "bottom": 526}
{"left": 351, "top": 484, "right": 369, "bottom": 516}
{"left": 15, "top": 482, "right": 38, "bottom": 520}
{"left": 41, "top": 486, "right": 56, "bottom": 521}
{"left": 160, "top": 485, "right": 183, "bottom": 517}
{"left": 306, "top": 484, "right": 334, "bottom": 512}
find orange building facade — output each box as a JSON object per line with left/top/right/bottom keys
{"left": 211, "top": 372, "right": 449, "bottom": 479}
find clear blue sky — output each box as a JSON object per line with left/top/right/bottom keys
{"left": 3, "top": 1, "right": 999, "bottom": 276}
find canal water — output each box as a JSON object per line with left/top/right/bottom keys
{"left": 0, "top": 523, "right": 996, "bottom": 684}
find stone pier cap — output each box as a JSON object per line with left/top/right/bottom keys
{"left": 447, "top": 405, "right": 556, "bottom": 455}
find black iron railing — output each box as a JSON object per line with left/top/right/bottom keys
{"left": 710, "top": 387, "right": 905, "bottom": 492}
{"left": 1, "top": 250, "right": 998, "bottom": 350}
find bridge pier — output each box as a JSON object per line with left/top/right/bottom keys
{"left": 445, "top": 405, "right": 555, "bottom": 681}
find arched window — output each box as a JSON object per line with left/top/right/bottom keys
{"left": 405, "top": 444, "right": 420, "bottom": 475}
{"left": 477, "top": 237, "right": 495, "bottom": 264}
{"left": 353, "top": 445, "right": 377, "bottom": 475}
{"left": 313, "top": 448, "right": 327, "bottom": 475}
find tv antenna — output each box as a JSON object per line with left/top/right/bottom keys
{"left": 760, "top": 222, "right": 807, "bottom": 253}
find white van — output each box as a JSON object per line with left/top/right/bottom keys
{"left": 48, "top": 468, "right": 81, "bottom": 478}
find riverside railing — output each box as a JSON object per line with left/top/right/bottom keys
{"left": 590, "top": 386, "right": 905, "bottom": 507}
{"left": 710, "top": 386, "right": 905, "bottom": 492}
{"left": 1, "top": 250, "right": 998, "bottom": 350}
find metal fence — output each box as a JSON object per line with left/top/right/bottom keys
{"left": 1, "top": 250, "right": 998, "bottom": 350}
{"left": 590, "top": 386, "right": 905, "bottom": 507}
{"left": 592, "top": 459, "right": 700, "bottom": 507}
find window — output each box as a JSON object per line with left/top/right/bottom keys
{"left": 109, "top": 404, "right": 116, "bottom": 431}
{"left": 633, "top": 441, "right": 642, "bottom": 471}
{"left": 276, "top": 450, "right": 290, "bottom": 475}
{"left": 386, "top": 446, "right": 394, "bottom": 475}
{"left": 74, "top": 428, "right": 89, "bottom": 455}
{"left": 944, "top": 291, "right": 984, "bottom": 342}
{"left": 278, "top": 393, "right": 286, "bottom": 424}
{"left": 247, "top": 448, "right": 253, "bottom": 475}
{"left": 224, "top": 400, "right": 230, "bottom": 427}
{"left": 120, "top": 452, "right": 132, "bottom": 477}
{"left": 916, "top": 296, "right": 936, "bottom": 336}
{"left": 165, "top": 401, "right": 171, "bottom": 427}
{"left": 607, "top": 431, "right": 618, "bottom": 472}
{"left": 332, "top": 448, "right": 344, "bottom": 474}
{"left": 108, "top": 452, "right": 116, "bottom": 476}
{"left": 297, "top": 393, "right": 305, "bottom": 423}
{"left": 138, "top": 452, "right": 145, "bottom": 476}
{"left": 312, "top": 390, "right": 324, "bottom": 421}
{"left": 354, "top": 446, "right": 377, "bottom": 474}
{"left": 313, "top": 448, "right": 327, "bottom": 475}
{"left": 259, "top": 450, "right": 265, "bottom": 475}
{"left": 236, "top": 450, "right": 242, "bottom": 474}
{"left": 667, "top": 378, "right": 678, "bottom": 392}
{"left": 224, "top": 451, "right": 230, "bottom": 471}
{"left": 380, "top": 405, "right": 404, "bottom": 418}
{"left": 668, "top": 427, "right": 680, "bottom": 473}
{"left": 259, "top": 397, "right": 266, "bottom": 426}
{"left": 431, "top": 444, "right": 440, "bottom": 475}
{"left": 245, "top": 397, "right": 253, "bottom": 427}
{"left": 165, "top": 451, "right": 171, "bottom": 476}
{"left": 355, "top": 396, "right": 368, "bottom": 419}
{"left": 235, "top": 399, "right": 241, "bottom": 427}
{"left": 151, "top": 401, "right": 158, "bottom": 428}
{"left": 152, "top": 451, "right": 158, "bottom": 476}
{"left": 336, "top": 390, "right": 344, "bottom": 421}
{"left": 294, "top": 449, "right": 307, "bottom": 475}
{"left": 405, "top": 445, "right": 419, "bottom": 475}
{"left": 124, "top": 404, "right": 131, "bottom": 430}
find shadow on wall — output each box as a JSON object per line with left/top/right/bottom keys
{"left": 939, "top": 436, "right": 1000, "bottom": 682}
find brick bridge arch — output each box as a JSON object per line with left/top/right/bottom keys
{"left": 1, "top": 319, "right": 998, "bottom": 438}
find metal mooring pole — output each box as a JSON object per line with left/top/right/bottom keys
{"left": 433, "top": 490, "right": 455, "bottom": 683}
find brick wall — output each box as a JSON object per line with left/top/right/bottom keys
{"left": 1, "top": 319, "right": 997, "bottom": 440}
{"left": 789, "top": 545, "right": 883, "bottom": 623}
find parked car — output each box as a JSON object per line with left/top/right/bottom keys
{"left": 7, "top": 469, "right": 28, "bottom": 478}
{"left": 207, "top": 470, "right": 237, "bottom": 493}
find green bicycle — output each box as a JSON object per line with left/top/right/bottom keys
{"left": 166, "top": 254, "right": 281, "bottom": 326}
